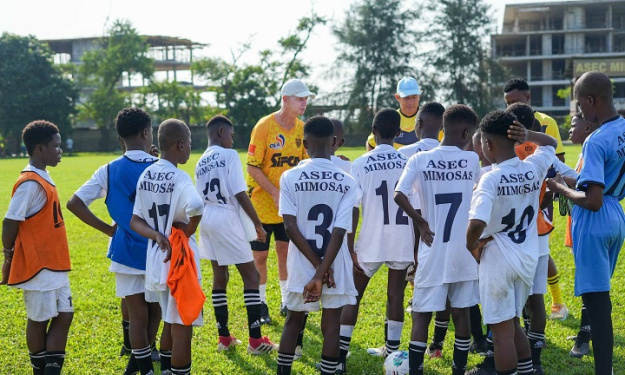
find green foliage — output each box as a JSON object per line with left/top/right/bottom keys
{"left": 193, "top": 14, "right": 325, "bottom": 129}
{"left": 78, "top": 20, "right": 154, "bottom": 150}
{"left": 333, "top": 0, "right": 418, "bottom": 131}
{"left": 420, "top": 0, "right": 506, "bottom": 117}
{"left": 0, "top": 33, "right": 76, "bottom": 153}
{"left": 136, "top": 81, "right": 209, "bottom": 126}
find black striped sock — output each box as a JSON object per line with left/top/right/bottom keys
{"left": 432, "top": 319, "right": 449, "bottom": 346}
{"left": 244, "top": 289, "right": 262, "bottom": 339}
{"left": 409, "top": 341, "right": 426, "bottom": 375}
{"left": 160, "top": 350, "right": 172, "bottom": 372}
{"left": 469, "top": 304, "right": 485, "bottom": 340}
{"left": 517, "top": 357, "right": 533, "bottom": 374}
{"left": 452, "top": 335, "right": 471, "bottom": 373}
{"left": 212, "top": 289, "right": 229, "bottom": 337}
{"left": 339, "top": 335, "right": 351, "bottom": 362}
{"left": 527, "top": 331, "right": 545, "bottom": 366}
{"left": 277, "top": 352, "right": 295, "bottom": 375}
{"left": 44, "top": 351, "right": 66, "bottom": 375}
{"left": 123, "top": 353, "right": 139, "bottom": 375}
{"left": 132, "top": 346, "right": 154, "bottom": 375}
{"left": 29, "top": 350, "right": 45, "bottom": 375}
{"left": 386, "top": 339, "right": 400, "bottom": 354}
{"left": 171, "top": 361, "right": 191, "bottom": 375}
{"left": 319, "top": 355, "right": 338, "bottom": 375}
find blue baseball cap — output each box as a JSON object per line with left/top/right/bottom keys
{"left": 396, "top": 77, "right": 421, "bottom": 97}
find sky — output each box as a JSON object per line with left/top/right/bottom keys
{"left": 1, "top": 0, "right": 566, "bottom": 95}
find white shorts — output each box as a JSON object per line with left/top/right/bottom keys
{"left": 412, "top": 280, "right": 480, "bottom": 312}
{"left": 479, "top": 242, "right": 531, "bottom": 325}
{"left": 286, "top": 292, "right": 356, "bottom": 312}
{"left": 359, "top": 261, "right": 413, "bottom": 279}
{"left": 115, "top": 273, "right": 159, "bottom": 302}
{"left": 199, "top": 205, "right": 254, "bottom": 266}
{"left": 157, "top": 290, "right": 204, "bottom": 327}
{"left": 23, "top": 285, "right": 74, "bottom": 322}
{"left": 531, "top": 254, "right": 549, "bottom": 295}
{"left": 538, "top": 233, "right": 550, "bottom": 257}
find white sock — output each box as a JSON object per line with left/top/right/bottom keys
{"left": 279, "top": 280, "right": 288, "bottom": 304}
{"left": 259, "top": 284, "right": 267, "bottom": 303}
{"left": 387, "top": 320, "right": 404, "bottom": 341}
{"left": 340, "top": 325, "right": 355, "bottom": 338}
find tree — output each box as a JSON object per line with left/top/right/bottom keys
{"left": 193, "top": 13, "right": 325, "bottom": 130}
{"left": 0, "top": 33, "right": 76, "bottom": 154}
{"left": 333, "top": 0, "right": 418, "bottom": 131}
{"left": 419, "top": 0, "right": 506, "bottom": 117}
{"left": 78, "top": 20, "right": 154, "bottom": 150}
{"left": 136, "top": 81, "right": 213, "bottom": 126}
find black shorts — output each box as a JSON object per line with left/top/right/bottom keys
{"left": 251, "top": 223, "right": 289, "bottom": 251}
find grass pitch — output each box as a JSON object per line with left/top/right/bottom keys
{"left": 0, "top": 145, "right": 623, "bottom": 374}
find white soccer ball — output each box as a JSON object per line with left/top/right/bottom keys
{"left": 383, "top": 350, "right": 409, "bottom": 375}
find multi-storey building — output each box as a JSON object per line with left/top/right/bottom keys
{"left": 491, "top": 0, "right": 625, "bottom": 122}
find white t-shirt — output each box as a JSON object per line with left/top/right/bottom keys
{"left": 195, "top": 146, "right": 247, "bottom": 208}
{"left": 398, "top": 138, "right": 440, "bottom": 159}
{"left": 469, "top": 145, "right": 555, "bottom": 286}
{"left": 350, "top": 144, "right": 414, "bottom": 263}
{"left": 133, "top": 159, "right": 204, "bottom": 292}
{"left": 74, "top": 150, "right": 158, "bottom": 275}
{"left": 396, "top": 146, "right": 481, "bottom": 286}
{"left": 5, "top": 165, "right": 69, "bottom": 291}
{"left": 331, "top": 155, "right": 352, "bottom": 174}
{"left": 279, "top": 158, "right": 358, "bottom": 296}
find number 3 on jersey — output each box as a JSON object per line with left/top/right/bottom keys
{"left": 307, "top": 204, "right": 333, "bottom": 257}
{"left": 202, "top": 178, "right": 226, "bottom": 204}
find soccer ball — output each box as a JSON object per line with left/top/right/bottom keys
{"left": 383, "top": 350, "right": 409, "bottom": 375}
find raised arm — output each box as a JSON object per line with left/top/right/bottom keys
{"left": 546, "top": 177, "right": 603, "bottom": 212}
{"left": 507, "top": 121, "right": 557, "bottom": 148}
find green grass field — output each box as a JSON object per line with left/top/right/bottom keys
{"left": 0, "top": 145, "right": 623, "bottom": 374}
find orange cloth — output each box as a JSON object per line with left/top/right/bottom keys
{"left": 167, "top": 227, "right": 205, "bottom": 325}
{"left": 9, "top": 172, "right": 70, "bottom": 286}
{"left": 515, "top": 142, "right": 554, "bottom": 236}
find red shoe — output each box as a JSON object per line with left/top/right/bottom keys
{"left": 247, "top": 336, "right": 278, "bottom": 355}
{"left": 217, "top": 335, "right": 242, "bottom": 352}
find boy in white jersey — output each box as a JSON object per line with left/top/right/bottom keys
{"left": 2, "top": 120, "right": 72, "bottom": 375}
{"left": 67, "top": 108, "right": 162, "bottom": 375}
{"left": 395, "top": 104, "right": 481, "bottom": 375}
{"left": 399, "top": 102, "right": 445, "bottom": 159}
{"left": 195, "top": 115, "right": 278, "bottom": 355}
{"left": 467, "top": 110, "right": 557, "bottom": 375}
{"left": 131, "top": 119, "right": 204, "bottom": 375}
{"left": 338, "top": 108, "right": 414, "bottom": 371}
{"left": 276, "top": 116, "right": 358, "bottom": 375}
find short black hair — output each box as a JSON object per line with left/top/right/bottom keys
{"left": 505, "top": 102, "right": 534, "bottom": 130}
{"left": 304, "top": 116, "right": 334, "bottom": 138}
{"left": 618, "top": 108, "right": 625, "bottom": 118}
{"left": 22, "top": 120, "right": 59, "bottom": 155}
{"left": 372, "top": 108, "right": 401, "bottom": 139}
{"left": 479, "top": 110, "right": 517, "bottom": 140}
{"left": 206, "top": 115, "right": 233, "bottom": 130}
{"left": 115, "top": 107, "right": 152, "bottom": 139}
{"left": 158, "top": 118, "right": 190, "bottom": 151}
{"left": 443, "top": 104, "right": 479, "bottom": 132}
{"left": 503, "top": 77, "right": 530, "bottom": 93}
{"left": 419, "top": 102, "right": 445, "bottom": 118}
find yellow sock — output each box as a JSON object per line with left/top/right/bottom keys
{"left": 547, "top": 274, "right": 563, "bottom": 305}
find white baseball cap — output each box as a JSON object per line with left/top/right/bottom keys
{"left": 396, "top": 77, "right": 421, "bottom": 97}
{"left": 281, "top": 79, "right": 316, "bottom": 99}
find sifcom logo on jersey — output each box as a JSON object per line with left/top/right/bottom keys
{"left": 269, "top": 134, "right": 286, "bottom": 150}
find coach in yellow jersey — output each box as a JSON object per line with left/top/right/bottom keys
{"left": 246, "top": 79, "right": 313, "bottom": 324}
{"left": 366, "top": 77, "right": 421, "bottom": 151}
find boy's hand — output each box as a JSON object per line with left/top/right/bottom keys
{"left": 546, "top": 172, "right": 565, "bottom": 192}
{"left": 416, "top": 221, "right": 434, "bottom": 247}
{"left": 173, "top": 222, "right": 193, "bottom": 238}
{"left": 337, "top": 154, "right": 350, "bottom": 161}
{"left": 303, "top": 277, "right": 323, "bottom": 303}
{"left": 323, "top": 268, "right": 336, "bottom": 288}
{"left": 107, "top": 223, "right": 117, "bottom": 237}
{"left": 155, "top": 234, "right": 172, "bottom": 262}
{"left": 149, "top": 144, "right": 159, "bottom": 157}
{"left": 468, "top": 237, "right": 491, "bottom": 264}
{"left": 255, "top": 224, "right": 267, "bottom": 243}
{"left": 507, "top": 121, "right": 528, "bottom": 144}
{"left": 350, "top": 252, "right": 366, "bottom": 276}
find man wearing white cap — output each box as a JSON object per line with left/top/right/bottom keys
{"left": 246, "top": 79, "right": 314, "bottom": 327}
{"left": 366, "top": 77, "right": 421, "bottom": 151}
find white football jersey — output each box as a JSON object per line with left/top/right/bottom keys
{"left": 133, "top": 159, "right": 204, "bottom": 291}
{"left": 331, "top": 155, "right": 352, "bottom": 174}
{"left": 279, "top": 158, "right": 358, "bottom": 296}
{"left": 398, "top": 138, "right": 440, "bottom": 159}
{"left": 396, "top": 146, "right": 481, "bottom": 286}
{"left": 195, "top": 146, "right": 247, "bottom": 208}
{"left": 351, "top": 144, "right": 414, "bottom": 263}
{"left": 469, "top": 145, "right": 555, "bottom": 286}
